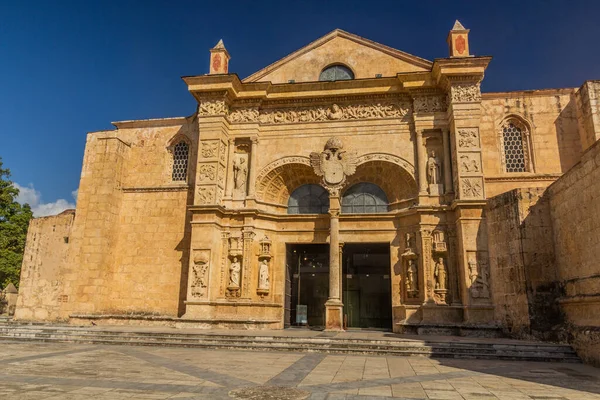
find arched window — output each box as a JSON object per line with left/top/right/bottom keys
{"left": 501, "top": 119, "right": 531, "bottom": 173}
{"left": 288, "top": 184, "right": 329, "bottom": 214}
{"left": 171, "top": 141, "right": 189, "bottom": 181}
{"left": 319, "top": 64, "right": 354, "bottom": 81}
{"left": 342, "top": 183, "right": 388, "bottom": 214}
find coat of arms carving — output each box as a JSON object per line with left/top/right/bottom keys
{"left": 310, "top": 137, "right": 357, "bottom": 193}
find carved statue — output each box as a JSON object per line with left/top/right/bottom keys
{"left": 434, "top": 257, "right": 447, "bottom": 290}
{"left": 233, "top": 156, "right": 248, "bottom": 191}
{"left": 229, "top": 257, "right": 241, "bottom": 288}
{"left": 406, "top": 259, "right": 417, "bottom": 293}
{"left": 258, "top": 259, "right": 270, "bottom": 290}
{"left": 310, "top": 137, "right": 357, "bottom": 188}
{"left": 426, "top": 150, "right": 442, "bottom": 185}
{"left": 468, "top": 259, "right": 490, "bottom": 299}
{"left": 405, "top": 232, "right": 413, "bottom": 250}
{"left": 327, "top": 104, "right": 343, "bottom": 120}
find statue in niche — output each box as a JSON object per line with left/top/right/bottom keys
{"left": 229, "top": 257, "right": 241, "bottom": 288}
{"left": 426, "top": 150, "right": 442, "bottom": 185}
{"left": 434, "top": 257, "right": 447, "bottom": 290}
{"left": 258, "top": 259, "right": 270, "bottom": 291}
{"left": 405, "top": 259, "right": 418, "bottom": 297}
{"left": 468, "top": 258, "right": 490, "bottom": 299}
{"left": 405, "top": 232, "right": 413, "bottom": 250}
{"left": 233, "top": 155, "right": 248, "bottom": 192}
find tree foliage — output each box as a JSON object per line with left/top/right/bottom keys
{"left": 0, "top": 157, "right": 33, "bottom": 288}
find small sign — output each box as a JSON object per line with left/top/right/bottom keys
{"left": 296, "top": 305, "right": 308, "bottom": 324}
{"left": 346, "top": 274, "right": 353, "bottom": 279}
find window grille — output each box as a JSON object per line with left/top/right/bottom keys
{"left": 341, "top": 183, "right": 388, "bottom": 214}
{"left": 172, "top": 141, "right": 189, "bottom": 181}
{"left": 288, "top": 184, "right": 329, "bottom": 214}
{"left": 319, "top": 65, "right": 354, "bottom": 81}
{"left": 502, "top": 121, "right": 529, "bottom": 173}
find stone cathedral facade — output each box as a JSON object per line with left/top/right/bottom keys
{"left": 15, "top": 23, "right": 600, "bottom": 348}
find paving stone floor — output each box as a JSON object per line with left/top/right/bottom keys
{"left": 0, "top": 341, "right": 599, "bottom": 400}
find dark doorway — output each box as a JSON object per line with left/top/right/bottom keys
{"left": 342, "top": 243, "right": 392, "bottom": 330}
{"left": 285, "top": 244, "right": 329, "bottom": 328}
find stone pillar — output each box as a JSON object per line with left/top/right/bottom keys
{"left": 325, "top": 195, "right": 343, "bottom": 331}
{"left": 225, "top": 139, "right": 235, "bottom": 198}
{"left": 442, "top": 129, "right": 453, "bottom": 194}
{"left": 247, "top": 138, "right": 258, "bottom": 198}
{"left": 415, "top": 129, "right": 428, "bottom": 194}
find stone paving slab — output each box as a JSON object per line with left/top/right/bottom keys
{"left": 0, "top": 342, "right": 598, "bottom": 399}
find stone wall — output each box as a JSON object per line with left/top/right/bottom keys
{"left": 486, "top": 189, "right": 561, "bottom": 337}
{"left": 575, "top": 80, "right": 600, "bottom": 151}
{"left": 547, "top": 138, "right": 600, "bottom": 365}
{"left": 15, "top": 210, "right": 75, "bottom": 320}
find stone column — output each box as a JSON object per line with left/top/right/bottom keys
{"left": 442, "top": 129, "right": 453, "bottom": 194}
{"left": 225, "top": 139, "right": 235, "bottom": 198}
{"left": 415, "top": 129, "right": 427, "bottom": 194}
{"left": 247, "top": 138, "right": 258, "bottom": 198}
{"left": 325, "top": 194, "right": 343, "bottom": 331}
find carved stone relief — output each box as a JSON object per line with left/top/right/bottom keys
{"left": 233, "top": 153, "right": 249, "bottom": 196}
{"left": 257, "top": 101, "right": 409, "bottom": 124}
{"left": 461, "top": 178, "right": 483, "bottom": 198}
{"left": 449, "top": 83, "right": 481, "bottom": 103}
{"left": 198, "top": 164, "right": 217, "bottom": 182}
{"left": 201, "top": 141, "right": 219, "bottom": 158}
{"left": 197, "top": 186, "right": 215, "bottom": 205}
{"left": 459, "top": 154, "right": 481, "bottom": 173}
{"left": 458, "top": 128, "right": 479, "bottom": 149}
{"left": 219, "top": 141, "right": 227, "bottom": 163}
{"left": 191, "top": 251, "right": 210, "bottom": 299}
{"left": 228, "top": 107, "right": 259, "bottom": 123}
{"left": 426, "top": 150, "right": 443, "bottom": 195}
{"left": 310, "top": 137, "right": 357, "bottom": 193}
{"left": 257, "top": 236, "right": 272, "bottom": 297}
{"left": 405, "top": 259, "right": 418, "bottom": 298}
{"left": 468, "top": 253, "right": 490, "bottom": 300}
{"left": 433, "top": 257, "right": 448, "bottom": 303}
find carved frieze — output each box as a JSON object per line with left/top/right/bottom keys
{"left": 228, "top": 107, "right": 259, "bottom": 123}
{"left": 199, "top": 99, "right": 228, "bottom": 116}
{"left": 449, "top": 83, "right": 481, "bottom": 103}
{"left": 413, "top": 95, "right": 447, "bottom": 113}
{"left": 190, "top": 251, "right": 210, "bottom": 299}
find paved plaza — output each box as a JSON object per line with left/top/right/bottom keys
{"left": 0, "top": 341, "right": 599, "bottom": 399}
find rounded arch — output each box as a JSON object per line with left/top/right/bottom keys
{"left": 342, "top": 182, "right": 388, "bottom": 214}
{"left": 288, "top": 184, "right": 329, "bottom": 214}
{"left": 346, "top": 158, "right": 417, "bottom": 204}
{"left": 319, "top": 64, "right": 355, "bottom": 81}
{"left": 256, "top": 157, "right": 320, "bottom": 205}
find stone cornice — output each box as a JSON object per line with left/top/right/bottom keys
{"left": 122, "top": 184, "right": 189, "bottom": 193}
{"left": 484, "top": 173, "right": 561, "bottom": 182}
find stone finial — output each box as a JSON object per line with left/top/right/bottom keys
{"left": 3, "top": 283, "right": 17, "bottom": 294}
{"left": 447, "top": 19, "right": 471, "bottom": 58}
{"left": 209, "top": 39, "right": 230, "bottom": 75}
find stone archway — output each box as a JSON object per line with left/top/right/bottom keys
{"left": 255, "top": 157, "right": 321, "bottom": 205}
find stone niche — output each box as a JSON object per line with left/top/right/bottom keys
{"left": 232, "top": 140, "right": 250, "bottom": 200}
{"left": 424, "top": 133, "right": 444, "bottom": 196}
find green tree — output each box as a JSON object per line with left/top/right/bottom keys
{"left": 0, "top": 158, "right": 33, "bottom": 288}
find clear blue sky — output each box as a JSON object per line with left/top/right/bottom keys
{"left": 1, "top": 0, "right": 598, "bottom": 214}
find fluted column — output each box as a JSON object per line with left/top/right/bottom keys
{"left": 416, "top": 129, "right": 428, "bottom": 194}
{"left": 225, "top": 139, "right": 235, "bottom": 198}
{"left": 247, "top": 138, "right": 258, "bottom": 197}
{"left": 442, "top": 129, "right": 453, "bottom": 194}
{"left": 325, "top": 194, "right": 343, "bottom": 331}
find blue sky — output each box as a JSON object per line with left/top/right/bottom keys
{"left": 1, "top": 0, "right": 598, "bottom": 215}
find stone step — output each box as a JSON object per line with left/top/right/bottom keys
{"left": 0, "top": 326, "right": 580, "bottom": 362}
{"left": 0, "top": 335, "right": 581, "bottom": 362}
{"left": 0, "top": 328, "right": 577, "bottom": 355}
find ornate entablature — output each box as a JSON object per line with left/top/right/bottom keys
{"left": 412, "top": 93, "right": 448, "bottom": 113}
{"left": 197, "top": 93, "right": 412, "bottom": 124}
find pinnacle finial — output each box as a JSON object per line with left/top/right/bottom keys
{"left": 452, "top": 20, "right": 466, "bottom": 30}
{"left": 213, "top": 39, "right": 226, "bottom": 50}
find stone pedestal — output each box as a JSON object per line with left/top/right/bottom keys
{"left": 429, "top": 184, "right": 444, "bottom": 196}
{"left": 325, "top": 300, "right": 344, "bottom": 331}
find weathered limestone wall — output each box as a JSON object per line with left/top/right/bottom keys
{"left": 486, "top": 188, "right": 560, "bottom": 336}
{"left": 481, "top": 89, "right": 582, "bottom": 198}
{"left": 15, "top": 210, "right": 75, "bottom": 320}
{"left": 547, "top": 138, "right": 600, "bottom": 365}
{"left": 575, "top": 80, "right": 600, "bottom": 152}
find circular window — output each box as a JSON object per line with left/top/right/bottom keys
{"left": 319, "top": 65, "right": 354, "bottom": 81}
